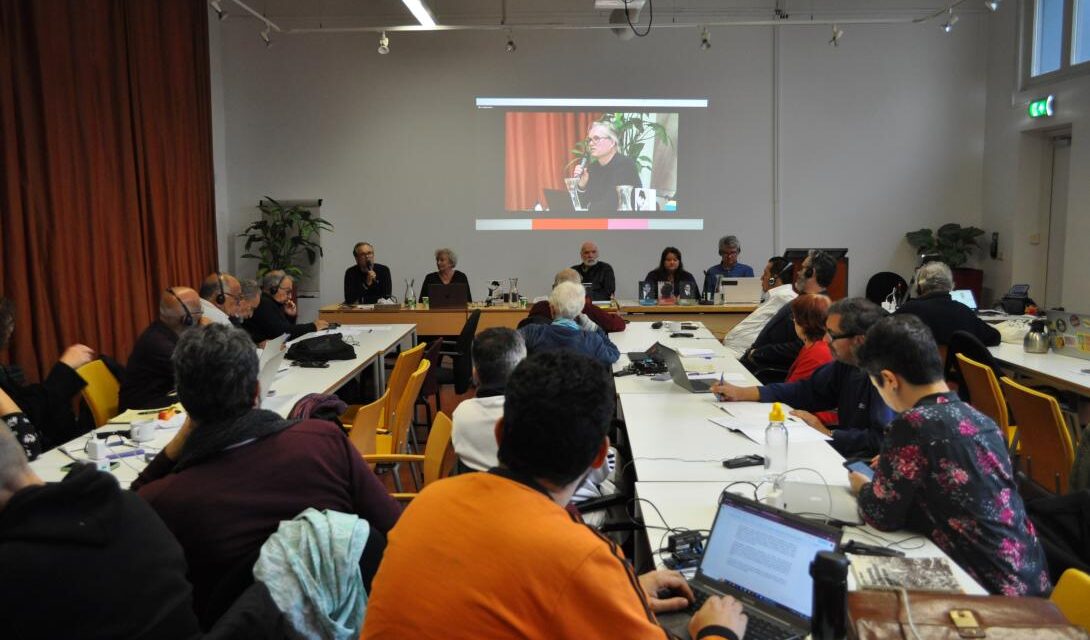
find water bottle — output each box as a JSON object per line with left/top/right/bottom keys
{"left": 764, "top": 402, "right": 788, "bottom": 475}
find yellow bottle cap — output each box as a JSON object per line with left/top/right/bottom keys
{"left": 769, "top": 402, "right": 785, "bottom": 422}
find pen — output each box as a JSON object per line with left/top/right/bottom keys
{"left": 106, "top": 448, "right": 146, "bottom": 461}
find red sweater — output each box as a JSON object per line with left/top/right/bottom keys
{"left": 527, "top": 298, "right": 626, "bottom": 332}
{"left": 786, "top": 341, "right": 838, "bottom": 426}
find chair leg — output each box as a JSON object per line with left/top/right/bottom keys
{"left": 392, "top": 464, "right": 404, "bottom": 493}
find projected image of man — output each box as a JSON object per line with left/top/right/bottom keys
{"left": 572, "top": 121, "right": 641, "bottom": 211}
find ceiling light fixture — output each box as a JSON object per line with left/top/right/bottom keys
{"left": 260, "top": 25, "right": 271, "bottom": 47}
{"left": 700, "top": 27, "right": 710, "bottom": 50}
{"left": 829, "top": 24, "right": 844, "bottom": 46}
{"left": 401, "top": 0, "right": 437, "bottom": 28}
{"left": 984, "top": 0, "right": 1000, "bottom": 11}
{"left": 377, "top": 30, "right": 390, "bottom": 55}
{"left": 209, "top": 0, "right": 227, "bottom": 20}
{"left": 505, "top": 32, "right": 517, "bottom": 52}
{"left": 941, "top": 8, "right": 959, "bottom": 32}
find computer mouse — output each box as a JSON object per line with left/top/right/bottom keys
{"left": 651, "top": 321, "right": 663, "bottom": 329}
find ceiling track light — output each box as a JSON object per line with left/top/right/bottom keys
{"left": 209, "top": 0, "right": 226, "bottom": 21}
{"left": 377, "top": 30, "right": 390, "bottom": 55}
{"left": 984, "top": 0, "right": 1001, "bottom": 11}
{"left": 700, "top": 27, "right": 710, "bottom": 50}
{"left": 829, "top": 24, "right": 844, "bottom": 46}
{"left": 941, "top": 8, "right": 959, "bottom": 32}
{"left": 505, "top": 33, "right": 517, "bottom": 53}
{"left": 260, "top": 25, "right": 271, "bottom": 47}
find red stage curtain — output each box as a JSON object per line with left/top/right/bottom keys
{"left": 505, "top": 112, "right": 603, "bottom": 211}
{"left": 0, "top": 0, "right": 216, "bottom": 382}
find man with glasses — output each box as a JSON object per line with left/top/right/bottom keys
{"left": 344, "top": 242, "right": 392, "bottom": 305}
{"left": 119, "top": 286, "right": 204, "bottom": 411}
{"left": 713, "top": 297, "right": 894, "bottom": 458}
{"left": 243, "top": 270, "right": 328, "bottom": 343}
{"left": 572, "top": 121, "right": 641, "bottom": 211}
{"left": 198, "top": 272, "right": 243, "bottom": 325}
{"left": 702, "top": 235, "right": 754, "bottom": 297}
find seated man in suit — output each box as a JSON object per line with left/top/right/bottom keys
{"left": 198, "top": 272, "right": 243, "bottom": 326}
{"left": 895, "top": 261, "right": 1000, "bottom": 347}
{"left": 364, "top": 350, "right": 747, "bottom": 640}
{"left": 242, "top": 270, "right": 328, "bottom": 343}
{"left": 0, "top": 419, "right": 202, "bottom": 639}
{"left": 519, "top": 281, "right": 620, "bottom": 365}
{"left": 132, "top": 324, "right": 400, "bottom": 628}
{"left": 119, "top": 286, "right": 202, "bottom": 411}
{"left": 344, "top": 242, "right": 392, "bottom": 304}
{"left": 525, "top": 269, "right": 625, "bottom": 333}
{"left": 572, "top": 241, "right": 616, "bottom": 301}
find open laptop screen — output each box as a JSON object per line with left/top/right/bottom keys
{"left": 950, "top": 289, "right": 977, "bottom": 311}
{"left": 698, "top": 495, "right": 840, "bottom": 621}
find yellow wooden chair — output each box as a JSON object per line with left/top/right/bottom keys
{"left": 1051, "top": 568, "right": 1090, "bottom": 630}
{"left": 364, "top": 411, "right": 454, "bottom": 502}
{"left": 348, "top": 359, "right": 430, "bottom": 492}
{"left": 340, "top": 341, "right": 425, "bottom": 427}
{"left": 956, "top": 353, "right": 1018, "bottom": 450}
{"left": 76, "top": 360, "right": 120, "bottom": 427}
{"left": 1002, "top": 376, "right": 1076, "bottom": 494}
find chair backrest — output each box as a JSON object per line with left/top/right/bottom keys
{"left": 1002, "top": 376, "right": 1075, "bottom": 493}
{"left": 945, "top": 330, "right": 1002, "bottom": 402}
{"left": 864, "top": 271, "right": 908, "bottom": 305}
{"left": 416, "top": 338, "right": 444, "bottom": 398}
{"left": 453, "top": 310, "right": 482, "bottom": 394}
{"left": 956, "top": 353, "right": 1009, "bottom": 430}
{"left": 77, "top": 359, "right": 120, "bottom": 427}
{"left": 347, "top": 389, "right": 387, "bottom": 457}
{"left": 1051, "top": 568, "right": 1090, "bottom": 630}
{"left": 422, "top": 411, "right": 454, "bottom": 486}
{"left": 389, "top": 359, "right": 431, "bottom": 453}
{"left": 384, "top": 342, "right": 426, "bottom": 425}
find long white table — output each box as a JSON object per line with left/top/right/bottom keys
{"left": 29, "top": 324, "right": 416, "bottom": 487}
{"left": 989, "top": 342, "right": 1090, "bottom": 396}
{"left": 610, "top": 321, "right": 759, "bottom": 394}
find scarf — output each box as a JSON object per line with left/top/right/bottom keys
{"left": 173, "top": 408, "right": 298, "bottom": 472}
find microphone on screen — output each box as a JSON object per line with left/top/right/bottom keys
{"left": 578, "top": 153, "right": 590, "bottom": 170}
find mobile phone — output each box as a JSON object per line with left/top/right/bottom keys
{"left": 722, "top": 454, "right": 765, "bottom": 469}
{"left": 844, "top": 459, "right": 875, "bottom": 480}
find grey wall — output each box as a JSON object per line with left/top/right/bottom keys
{"left": 211, "top": 12, "right": 990, "bottom": 313}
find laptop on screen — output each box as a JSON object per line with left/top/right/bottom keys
{"left": 429, "top": 283, "right": 470, "bottom": 309}
{"left": 950, "top": 289, "right": 977, "bottom": 311}
{"left": 657, "top": 342, "right": 715, "bottom": 393}
{"left": 543, "top": 188, "right": 578, "bottom": 213}
{"left": 658, "top": 491, "right": 843, "bottom": 640}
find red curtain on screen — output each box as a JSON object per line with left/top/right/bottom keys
{"left": 0, "top": 0, "right": 216, "bottom": 381}
{"left": 505, "top": 112, "right": 603, "bottom": 211}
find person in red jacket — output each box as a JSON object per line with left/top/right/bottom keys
{"left": 785, "top": 294, "right": 837, "bottom": 427}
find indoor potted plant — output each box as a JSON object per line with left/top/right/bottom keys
{"left": 239, "top": 197, "right": 333, "bottom": 279}
{"left": 905, "top": 223, "right": 986, "bottom": 298}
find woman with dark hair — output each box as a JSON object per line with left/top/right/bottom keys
{"left": 643, "top": 247, "right": 699, "bottom": 304}
{"left": 850, "top": 315, "right": 1049, "bottom": 596}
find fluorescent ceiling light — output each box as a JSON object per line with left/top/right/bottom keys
{"left": 401, "top": 0, "right": 437, "bottom": 27}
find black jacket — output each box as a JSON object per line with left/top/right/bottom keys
{"left": 344, "top": 263, "right": 392, "bottom": 304}
{"left": 0, "top": 464, "right": 202, "bottom": 640}
{"left": 242, "top": 293, "right": 316, "bottom": 343}
{"left": 745, "top": 302, "right": 803, "bottom": 371}
{"left": 895, "top": 292, "right": 1001, "bottom": 347}
{"left": 119, "top": 320, "right": 179, "bottom": 411}
{"left": 572, "top": 261, "right": 616, "bottom": 301}
{"left": 420, "top": 270, "right": 472, "bottom": 302}
{"left": 0, "top": 360, "right": 86, "bottom": 449}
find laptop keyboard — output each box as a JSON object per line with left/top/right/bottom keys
{"left": 686, "top": 591, "right": 798, "bottom": 640}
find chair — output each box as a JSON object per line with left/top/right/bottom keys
{"left": 864, "top": 271, "right": 908, "bottom": 306}
{"left": 945, "top": 330, "right": 1003, "bottom": 402}
{"left": 956, "top": 353, "right": 1018, "bottom": 450}
{"left": 364, "top": 411, "right": 454, "bottom": 502}
{"left": 348, "top": 359, "right": 430, "bottom": 492}
{"left": 341, "top": 342, "right": 425, "bottom": 428}
{"left": 1051, "top": 568, "right": 1090, "bottom": 630}
{"left": 438, "top": 309, "right": 480, "bottom": 395}
{"left": 76, "top": 359, "right": 120, "bottom": 427}
{"left": 1002, "top": 376, "right": 1076, "bottom": 494}
{"left": 411, "top": 338, "right": 444, "bottom": 446}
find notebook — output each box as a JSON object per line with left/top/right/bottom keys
{"left": 658, "top": 491, "right": 844, "bottom": 640}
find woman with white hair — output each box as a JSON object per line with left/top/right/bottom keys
{"left": 894, "top": 261, "right": 1000, "bottom": 347}
{"left": 518, "top": 281, "right": 620, "bottom": 365}
{"left": 420, "top": 248, "right": 472, "bottom": 302}
{"left": 571, "top": 120, "right": 642, "bottom": 212}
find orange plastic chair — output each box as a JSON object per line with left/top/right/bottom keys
{"left": 1002, "top": 376, "right": 1075, "bottom": 494}
{"left": 341, "top": 341, "right": 425, "bottom": 427}
{"left": 77, "top": 360, "right": 120, "bottom": 427}
{"left": 956, "top": 353, "right": 1017, "bottom": 450}
{"left": 365, "top": 411, "right": 454, "bottom": 502}
{"left": 1051, "top": 568, "right": 1090, "bottom": 630}
{"left": 348, "top": 359, "right": 430, "bottom": 492}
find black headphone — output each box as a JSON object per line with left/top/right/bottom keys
{"left": 267, "top": 273, "right": 287, "bottom": 296}
{"left": 215, "top": 272, "right": 226, "bottom": 305}
{"left": 166, "top": 288, "right": 195, "bottom": 327}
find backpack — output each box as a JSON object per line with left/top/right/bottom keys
{"left": 284, "top": 334, "right": 355, "bottom": 362}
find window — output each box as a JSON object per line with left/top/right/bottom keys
{"left": 1025, "top": 0, "right": 1090, "bottom": 83}
{"left": 1074, "top": 0, "right": 1090, "bottom": 63}
{"left": 1034, "top": 0, "right": 1064, "bottom": 75}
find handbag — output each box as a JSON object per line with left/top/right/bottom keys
{"left": 284, "top": 334, "right": 355, "bottom": 362}
{"left": 847, "top": 590, "right": 1088, "bottom": 639}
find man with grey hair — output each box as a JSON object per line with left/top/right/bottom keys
{"left": 452, "top": 328, "right": 527, "bottom": 472}
{"left": 703, "top": 235, "right": 755, "bottom": 295}
{"left": 519, "top": 281, "right": 619, "bottom": 365}
{"left": 133, "top": 323, "right": 400, "bottom": 626}
{"left": 572, "top": 241, "right": 615, "bottom": 301}
{"left": 714, "top": 297, "right": 895, "bottom": 458}
{"left": 119, "top": 286, "right": 204, "bottom": 411}
{"left": 242, "top": 270, "right": 327, "bottom": 343}
{"left": 0, "top": 416, "right": 203, "bottom": 638}
{"left": 895, "top": 262, "right": 999, "bottom": 347}
{"left": 525, "top": 268, "right": 625, "bottom": 332}
{"left": 237, "top": 278, "right": 261, "bottom": 320}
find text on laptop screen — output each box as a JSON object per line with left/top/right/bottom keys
{"left": 700, "top": 500, "right": 839, "bottom": 620}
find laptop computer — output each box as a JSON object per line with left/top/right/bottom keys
{"left": 1045, "top": 309, "right": 1090, "bottom": 361}
{"left": 658, "top": 491, "right": 844, "bottom": 640}
{"left": 429, "top": 283, "right": 470, "bottom": 309}
{"left": 950, "top": 289, "right": 977, "bottom": 311}
{"left": 543, "top": 188, "right": 578, "bottom": 213}
{"left": 627, "top": 341, "right": 667, "bottom": 365}
{"left": 718, "top": 277, "right": 764, "bottom": 304}
{"left": 779, "top": 481, "right": 861, "bottom": 524}
{"left": 658, "top": 343, "right": 715, "bottom": 393}
{"left": 258, "top": 333, "right": 287, "bottom": 371}
{"left": 257, "top": 350, "right": 286, "bottom": 408}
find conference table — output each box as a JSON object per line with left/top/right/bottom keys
{"left": 610, "top": 321, "right": 985, "bottom": 594}
{"left": 28, "top": 324, "right": 416, "bottom": 488}
{"left": 989, "top": 342, "right": 1090, "bottom": 396}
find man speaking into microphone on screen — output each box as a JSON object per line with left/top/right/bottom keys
{"left": 572, "top": 121, "right": 641, "bottom": 211}
{"left": 344, "top": 241, "right": 392, "bottom": 304}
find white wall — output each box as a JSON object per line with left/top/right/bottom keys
{"left": 212, "top": 15, "right": 989, "bottom": 310}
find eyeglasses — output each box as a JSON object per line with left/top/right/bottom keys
{"left": 588, "top": 136, "right": 613, "bottom": 144}
{"left": 825, "top": 330, "right": 859, "bottom": 341}
{"left": 277, "top": 285, "right": 293, "bottom": 292}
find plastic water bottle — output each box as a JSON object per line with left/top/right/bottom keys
{"left": 764, "top": 402, "right": 788, "bottom": 475}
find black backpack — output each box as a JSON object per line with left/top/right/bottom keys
{"left": 285, "top": 334, "right": 355, "bottom": 362}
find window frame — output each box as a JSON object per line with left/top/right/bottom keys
{"left": 1022, "top": 0, "right": 1090, "bottom": 88}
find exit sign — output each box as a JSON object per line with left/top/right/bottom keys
{"left": 1028, "top": 95, "right": 1055, "bottom": 118}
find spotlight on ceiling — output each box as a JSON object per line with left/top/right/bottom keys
{"left": 942, "top": 9, "right": 959, "bottom": 32}
{"left": 377, "top": 30, "right": 390, "bottom": 55}
{"left": 984, "top": 0, "right": 1001, "bottom": 10}
{"left": 209, "top": 0, "right": 227, "bottom": 20}
{"left": 609, "top": 8, "right": 638, "bottom": 41}
{"left": 505, "top": 35, "right": 517, "bottom": 53}
{"left": 829, "top": 24, "right": 844, "bottom": 47}
{"left": 700, "top": 27, "right": 710, "bottom": 50}
{"left": 260, "top": 26, "right": 271, "bottom": 47}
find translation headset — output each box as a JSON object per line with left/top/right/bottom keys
{"left": 166, "top": 288, "right": 195, "bottom": 327}
{"left": 768, "top": 262, "right": 794, "bottom": 288}
{"left": 215, "top": 272, "right": 226, "bottom": 305}
{"left": 267, "top": 273, "right": 287, "bottom": 296}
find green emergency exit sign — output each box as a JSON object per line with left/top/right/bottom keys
{"left": 1028, "top": 95, "right": 1055, "bottom": 118}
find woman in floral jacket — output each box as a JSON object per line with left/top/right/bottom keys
{"left": 849, "top": 315, "right": 1050, "bottom": 596}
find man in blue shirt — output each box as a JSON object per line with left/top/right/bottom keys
{"left": 703, "top": 235, "right": 754, "bottom": 297}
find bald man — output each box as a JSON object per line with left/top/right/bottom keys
{"left": 198, "top": 272, "right": 243, "bottom": 325}
{"left": 118, "top": 287, "right": 203, "bottom": 411}
{"left": 571, "top": 241, "right": 615, "bottom": 302}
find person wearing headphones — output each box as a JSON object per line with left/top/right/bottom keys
{"left": 344, "top": 242, "right": 392, "bottom": 305}
{"left": 118, "top": 286, "right": 204, "bottom": 411}
{"left": 242, "top": 270, "right": 328, "bottom": 343}
{"left": 721, "top": 256, "right": 795, "bottom": 358}
{"left": 197, "top": 272, "right": 243, "bottom": 325}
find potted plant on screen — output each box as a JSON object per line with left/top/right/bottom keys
{"left": 239, "top": 197, "right": 333, "bottom": 281}
{"left": 905, "top": 223, "right": 986, "bottom": 298}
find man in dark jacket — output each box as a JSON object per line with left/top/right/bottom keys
{"left": 895, "top": 261, "right": 1000, "bottom": 347}
{"left": 0, "top": 421, "right": 202, "bottom": 640}
{"left": 715, "top": 297, "right": 895, "bottom": 458}
{"left": 119, "top": 286, "right": 203, "bottom": 411}
{"left": 344, "top": 242, "right": 392, "bottom": 304}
